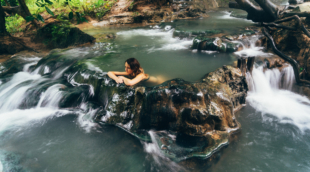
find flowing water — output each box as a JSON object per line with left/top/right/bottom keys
{"left": 1, "top": 8, "right": 310, "bottom": 172}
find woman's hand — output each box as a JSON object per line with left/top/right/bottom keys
{"left": 117, "top": 76, "right": 124, "bottom": 83}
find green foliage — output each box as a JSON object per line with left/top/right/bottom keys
{"left": 51, "top": 23, "right": 71, "bottom": 43}
{"left": 25, "top": 0, "right": 55, "bottom": 24}
{"left": 132, "top": 11, "right": 139, "bottom": 17}
{"left": 1, "top": 0, "right": 5, "bottom": 6}
{"left": 128, "top": 1, "right": 134, "bottom": 11}
{"left": 5, "top": 14, "right": 24, "bottom": 34}
{"left": 6, "top": 0, "right": 117, "bottom": 30}
{"left": 9, "top": 0, "right": 18, "bottom": 6}
{"left": 82, "top": 0, "right": 116, "bottom": 20}
{"left": 41, "top": 22, "right": 71, "bottom": 46}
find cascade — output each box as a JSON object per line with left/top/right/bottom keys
{"left": 247, "top": 65, "right": 310, "bottom": 132}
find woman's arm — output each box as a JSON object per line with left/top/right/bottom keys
{"left": 118, "top": 74, "right": 145, "bottom": 86}
{"left": 107, "top": 71, "right": 128, "bottom": 83}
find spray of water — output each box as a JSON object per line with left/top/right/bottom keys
{"left": 234, "top": 35, "right": 273, "bottom": 58}
{"left": 143, "top": 131, "right": 187, "bottom": 172}
{"left": 247, "top": 65, "right": 310, "bottom": 132}
{"left": 117, "top": 26, "right": 193, "bottom": 52}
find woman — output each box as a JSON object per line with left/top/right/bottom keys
{"left": 108, "top": 58, "right": 160, "bottom": 86}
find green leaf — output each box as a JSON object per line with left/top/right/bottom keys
{"left": 25, "top": 16, "right": 35, "bottom": 22}
{"left": 75, "top": 12, "right": 81, "bottom": 18}
{"left": 37, "top": 14, "right": 45, "bottom": 22}
{"left": 45, "top": 7, "right": 54, "bottom": 16}
{"left": 45, "top": 0, "right": 53, "bottom": 4}
{"left": 81, "top": 17, "right": 88, "bottom": 23}
{"left": 35, "top": 2, "right": 40, "bottom": 7}
{"left": 69, "top": 12, "right": 73, "bottom": 19}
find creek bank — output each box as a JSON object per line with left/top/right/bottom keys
{"left": 92, "top": 0, "right": 233, "bottom": 26}
{"left": 263, "top": 18, "right": 310, "bottom": 79}
{"left": 0, "top": 21, "right": 96, "bottom": 55}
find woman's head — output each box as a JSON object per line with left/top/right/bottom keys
{"left": 125, "top": 58, "right": 142, "bottom": 77}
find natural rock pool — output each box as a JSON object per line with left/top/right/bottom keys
{"left": 1, "top": 8, "right": 310, "bottom": 172}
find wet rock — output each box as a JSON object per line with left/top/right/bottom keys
{"left": 224, "top": 35, "right": 234, "bottom": 41}
{"left": 226, "top": 42, "right": 242, "bottom": 53}
{"left": 264, "top": 58, "right": 285, "bottom": 69}
{"left": 68, "top": 65, "right": 247, "bottom": 160}
{"left": 197, "top": 37, "right": 226, "bottom": 52}
{"left": 173, "top": 30, "right": 191, "bottom": 39}
{"left": 171, "top": 4, "right": 180, "bottom": 12}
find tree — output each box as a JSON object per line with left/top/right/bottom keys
{"left": 17, "top": 0, "right": 39, "bottom": 28}
{"left": 0, "top": 3, "right": 8, "bottom": 36}
{"left": 230, "top": 0, "right": 310, "bottom": 85}
{"left": 2, "top": 0, "right": 39, "bottom": 28}
{"left": 229, "top": 0, "right": 282, "bottom": 22}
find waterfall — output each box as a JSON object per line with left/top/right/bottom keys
{"left": 234, "top": 35, "right": 273, "bottom": 58}
{"left": 0, "top": 61, "right": 96, "bottom": 134}
{"left": 36, "top": 84, "right": 64, "bottom": 108}
{"left": 246, "top": 65, "right": 310, "bottom": 132}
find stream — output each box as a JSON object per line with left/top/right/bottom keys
{"left": 1, "top": 8, "right": 310, "bottom": 172}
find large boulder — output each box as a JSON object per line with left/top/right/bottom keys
{"left": 33, "top": 22, "right": 95, "bottom": 49}
{"left": 68, "top": 64, "right": 248, "bottom": 161}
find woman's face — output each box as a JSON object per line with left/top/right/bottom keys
{"left": 125, "top": 62, "right": 133, "bottom": 74}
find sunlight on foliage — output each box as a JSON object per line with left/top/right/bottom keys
{"left": 5, "top": 14, "right": 25, "bottom": 34}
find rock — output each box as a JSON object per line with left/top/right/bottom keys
{"left": 226, "top": 42, "right": 242, "bottom": 53}
{"left": 197, "top": 37, "right": 226, "bottom": 52}
{"left": 37, "top": 49, "right": 248, "bottom": 161}
{"left": 67, "top": 64, "right": 247, "bottom": 161}
{"left": 173, "top": 30, "right": 191, "bottom": 39}
{"left": 33, "top": 22, "right": 95, "bottom": 49}
{"left": 171, "top": 4, "right": 180, "bottom": 12}
{"left": 264, "top": 58, "right": 285, "bottom": 69}
{"left": 224, "top": 35, "right": 234, "bottom": 41}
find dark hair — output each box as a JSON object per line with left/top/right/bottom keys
{"left": 126, "top": 58, "right": 143, "bottom": 77}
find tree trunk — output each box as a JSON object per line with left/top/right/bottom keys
{"left": 17, "top": 0, "right": 38, "bottom": 28}
{"left": 230, "top": 0, "right": 280, "bottom": 22}
{"left": 0, "top": 4, "right": 8, "bottom": 36}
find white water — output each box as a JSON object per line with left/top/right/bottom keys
{"left": 143, "top": 131, "right": 186, "bottom": 172}
{"left": 0, "top": 160, "right": 2, "bottom": 172}
{"left": 247, "top": 65, "right": 310, "bottom": 132}
{"left": 0, "top": 70, "right": 69, "bottom": 133}
{"left": 234, "top": 35, "right": 273, "bottom": 58}
{"left": 117, "top": 26, "right": 193, "bottom": 52}
{"left": 0, "top": 61, "right": 98, "bottom": 136}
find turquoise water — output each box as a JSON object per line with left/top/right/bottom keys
{"left": 1, "top": 8, "right": 310, "bottom": 172}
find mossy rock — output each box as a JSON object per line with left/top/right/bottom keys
{"left": 33, "top": 22, "right": 95, "bottom": 48}
{"left": 226, "top": 42, "right": 242, "bottom": 53}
